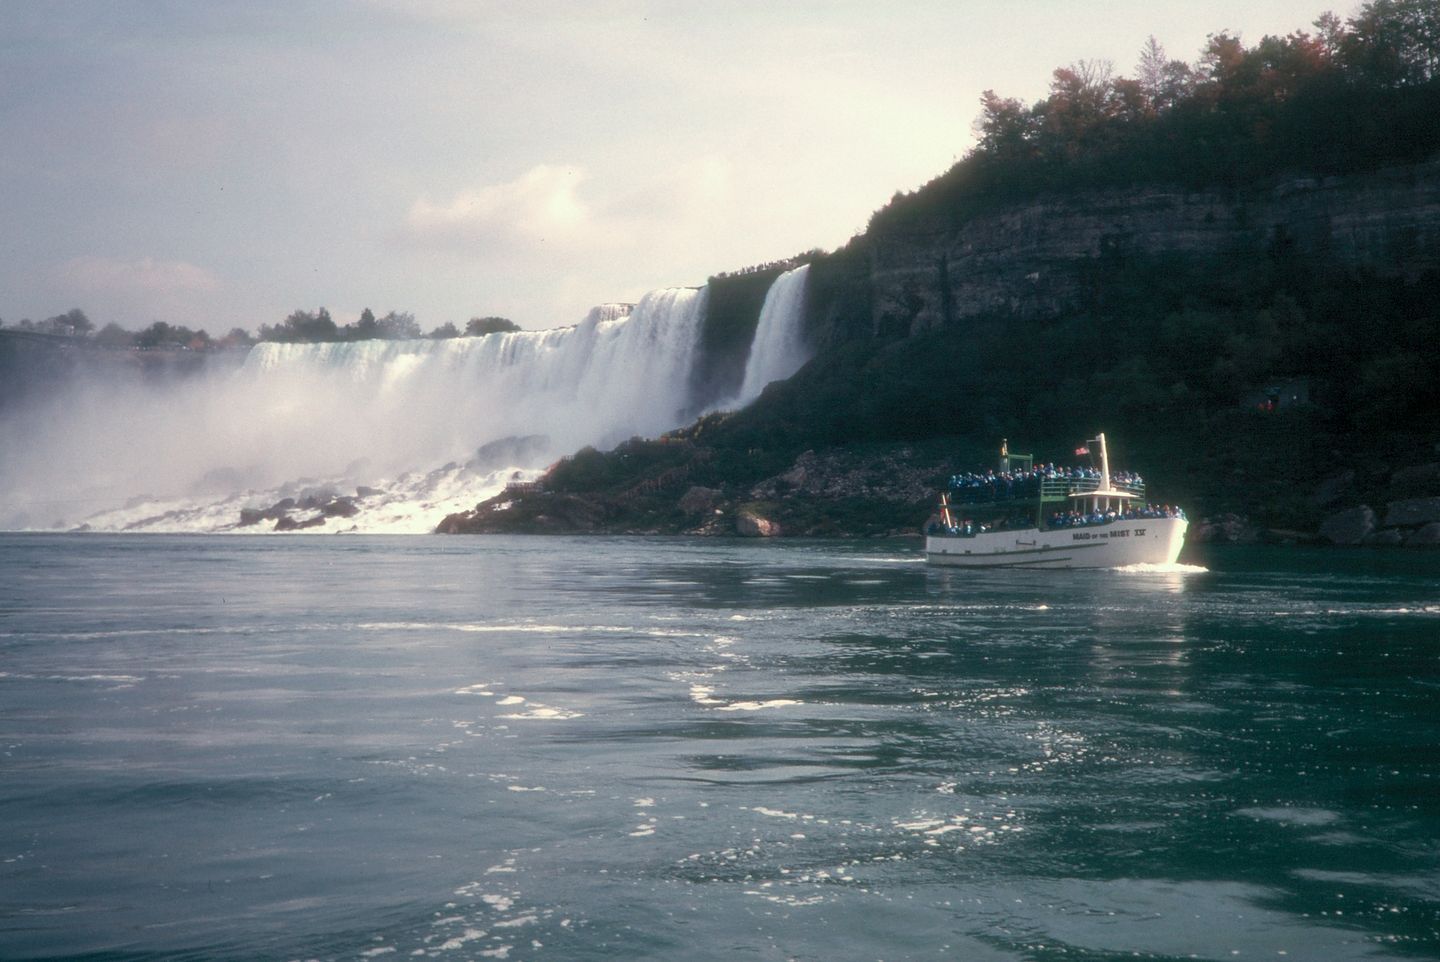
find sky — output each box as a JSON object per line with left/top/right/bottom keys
{"left": 0, "top": 0, "right": 1337, "bottom": 334}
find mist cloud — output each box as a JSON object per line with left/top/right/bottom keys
{"left": 404, "top": 165, "right": 592, "bottom": 253}
{"left": 61, "top": 255, "right": 221, "bottom": 295}
{"left": 50, "top": 256, "right": 223, "bottom": 329}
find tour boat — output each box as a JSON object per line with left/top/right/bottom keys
{"left": 925, "top": 433, "right": 1187, "bottom": 569}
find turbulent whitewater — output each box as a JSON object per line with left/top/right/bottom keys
{"left": 1, "top": 267, "right": 815, "bottom": 534}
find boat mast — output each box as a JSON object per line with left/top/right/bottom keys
{"left": 1097, "top": 432, "right": 1111, "bottom": 491}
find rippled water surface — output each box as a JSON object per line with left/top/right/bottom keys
{"left": 1, "top": 535, "right": 1437, "bottom": 960}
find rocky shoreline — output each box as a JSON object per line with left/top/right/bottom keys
{"left": 1192, "top": 461, "right": 1440, "bottom": 548}
{"left": 436, "top": 442, "right": 1440, "bottom": 549}
{"left": 436, "top": 445, "right": 956, "bottom": 539}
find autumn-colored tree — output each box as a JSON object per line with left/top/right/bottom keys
{"left": 953, "top": 0, "right": 1440, "bottom": 203}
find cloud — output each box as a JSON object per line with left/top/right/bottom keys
{"left": 392, "top": 153, "right": 758, "bottom": 327}
{"left": 401, "top": 156, "right": 739, "bottom": 264}
{"left": 360, "top": 0, "right": 650, "bottom": 27}
{"left": 56, "top": 256, "right": 223, "bottom": 327}
{"left": 627, "top": 154, "right": 733, "bottom": 224}
{"left": 60, "top": 256, "right": 221, "bottom": 297}
{"left": 403, "top": 165, "right": 592, "bottom": 253}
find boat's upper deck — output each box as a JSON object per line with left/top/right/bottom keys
{"left": 948, "top": 470, "right": 1146, "bottom": 508}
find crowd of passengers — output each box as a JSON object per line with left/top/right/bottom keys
{"left": 1046, "top": 504, "right": 1187, "bottom": 527}
{"left": 930, "top": 503, "right": 1185, "bottom": 537}
{"left": 948, "top": 464, "right": 1144, "bottom": 504}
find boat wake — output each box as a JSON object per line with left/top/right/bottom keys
{"left": 1111, "top": 562, "right": 1209, "bottom": 575}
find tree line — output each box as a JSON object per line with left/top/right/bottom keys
{"left": 1, "top": 307, "right": 520, "bottom": 350}
{"left": 709, "top": 249, "right": 824, "bottom": 282}
{"left": 873, "top": 0, "right": 1440, "bottom": 230}
{"left": 254, "top": 308, "right": 518, "bottom": 344}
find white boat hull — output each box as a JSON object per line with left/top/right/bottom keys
{"left": 925, "top": 517, "right": 1187, "bottom": 569}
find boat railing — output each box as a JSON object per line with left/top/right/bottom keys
{"left": 929, "top": 519, "right": 1034, "bottom": 539}
{"left": 1039, "top": 478, "right": 1146, "bottom": 501}
{"left": 1061, "top": 477, "right": 1146, "bottom": 499}
{"left": 949, "top": 475, "right": 1146, "bottom": 507}
{"left": 1039, "top": 479, "right": 1070, "bottom": 502}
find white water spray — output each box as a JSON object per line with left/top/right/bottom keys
{"left": 238, "top": 286, "right": 704, "bottom": 474}
{"left": 0, "top": 287, "right": 707, "bottom": 533}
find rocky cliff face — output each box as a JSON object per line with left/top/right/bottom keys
{"left": 1314, "top": 460, "right": 1440, "bottom": 547}
{"left": 851, "top": 159, "right": 1440, "bottom": 335}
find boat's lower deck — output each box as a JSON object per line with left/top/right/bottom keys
{"left": 925, "top": 517, "right": 1187, "bottom": 568}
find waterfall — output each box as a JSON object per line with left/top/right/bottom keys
{"left": 732, "top": 264, "right": 811, "bottom": 407}
{"left": 0, "top": 287, "right": 708, "bottom": 533}
{"left": 239, "top": 286, "right": 705, "bottom": 471}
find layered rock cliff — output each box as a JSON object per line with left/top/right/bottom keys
{"left": 827, "top": 159, "right": 1440, "bottom": 337}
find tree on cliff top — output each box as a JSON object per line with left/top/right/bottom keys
{"left": 466, "top": 316, "right": 520, "bottom": 336}
{"left": 351, "top": 308, "right": 380, "bottom": 339}
{"left": 377, "top": 311, "right": 420, "bottom": 340}
{"left": 257, "top": 307, "right": 433, "bottom": 343}
{"left": 1344, "top": 0, "right": 1440, "bottom": 84}
{"left": 259, "top": 308, "right": 339, "bottom": 343}
{"left": 880, "top": 0, "right": 1440, "bottom": 230}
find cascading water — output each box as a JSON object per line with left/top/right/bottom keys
{"left": 0, "top": 287, "right": 708, "bottom": 533}
{"left": 240, "top": 286, "right": 704, "bottom": 473}
{"left": 731, "top": 264, "right": 811, "bottom": 407}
